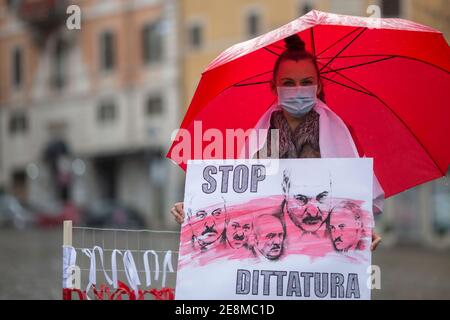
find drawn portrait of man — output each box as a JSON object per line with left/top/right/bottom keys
{"left": 282, "top": 170, "right": 332, "bottom": 237}
{"left": 186, "top": 198, "right": 227, "bottom": 252}
{"left": 225, "top": 211, "right": 253, "bottom": 250}
{"left": 253, "top": 209, "right": 286, "bottom": 261}
{"left": 328, "top": 201, "right": 365, "bottom": 253}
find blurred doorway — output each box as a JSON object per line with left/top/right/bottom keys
{"left": 93, "top": 156, "right": 118, "bottom": 200}
{"left": 11, "top": 169, "right": 27, "bottom": 202}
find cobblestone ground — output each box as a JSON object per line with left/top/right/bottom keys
{"left": 0, "top": 228, "right": 449, "bottom": 300}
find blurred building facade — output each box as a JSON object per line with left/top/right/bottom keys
{"left": 0, "top": 0, "right": 182, "bottom": 228}
{"left": 0, "top": 0, "right": 449, "bottom": 242}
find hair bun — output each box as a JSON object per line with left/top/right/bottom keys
{"left": 284, "top": 34, "right": 305, "bottom": 51}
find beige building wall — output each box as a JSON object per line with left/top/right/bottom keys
{"left": 408, "top": 0, "right": 450, "bottom": 40}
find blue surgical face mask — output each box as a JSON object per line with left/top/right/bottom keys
{"left": 277, "top": 85, "right": 318, "bottom": 118}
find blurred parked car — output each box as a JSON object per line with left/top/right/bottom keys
{"left": 28, "top": 201, "right": 82, "bottom": 228}
{"left": 0, "top": 194, "right": 36, "bottom": 229}
{"left": 83, "top": 199, "right": 146, "bottom": 228}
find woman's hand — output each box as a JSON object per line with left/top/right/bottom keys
{"left": 170, "top": 202, "right": 185, "bottom": 225}
{"left": 371, "top": 231, "right": 382, "bottom": 251}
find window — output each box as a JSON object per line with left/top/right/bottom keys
{"left": 146, "top": 95, "right": 163, "bottom": 115}
{"left": 97, "top": 101, "right": 117, "bottom": 123}
{"left": 11, "top": 169, "right": 27, "bottom": 201}
{"left": 381, "top": 0, "right": 400, "bottom": 18}
{"left": 51, "top": 38, "right": 67, "bottom": 89}
{"left": 300, "top": 2, "right": 313, "bottom": 16}
{"left": 330, "top": 0, "right": 363, "bottom": 16}
{"left": 142, "top": 21, "right": 163, "bottom": 64}
{"left": 9, "top": 112, "right": 28, "bottom": 135}
{"left": 188, "top": 23, "right": 203, "bottom": 49}
{"left": 99, "top": 31, "right": 115, "bottom": 71}
{"left": 6, "top": 0, "right": 18, "bottom": 11}
{"left": 246, "top": 12, "right": 260, "bottom": 38}
{"left": 12, "top": 47, "right": 23, "bottom": 88}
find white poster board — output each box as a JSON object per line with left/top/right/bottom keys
{"left": 175, "top": 158, "right": 373, "bottom": 300}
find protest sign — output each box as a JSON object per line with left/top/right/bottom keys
{"left": 176, "top": 158, "right": 373, "bottom": 300}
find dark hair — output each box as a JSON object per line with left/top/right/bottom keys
{"left": 272, "top": 34, "right": 325, "bottom": 102}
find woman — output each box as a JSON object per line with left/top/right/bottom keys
{"left": 171, "top": 34, "right": 382, "bottom": 251}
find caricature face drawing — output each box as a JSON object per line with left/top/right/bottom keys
{"left": 282, "top": 170, "right": 332, "bottom": 234}
{"left": 285, "top": 190, "right": 331, "bottom": 233}
{"left": 254, "top": 214, "right": 285, "bottom": 260}
{"left": 226, "top": 213, "right": 253, "bottom": 249}
{"left": 187, "top": 203, "right": 227, "bottom": 249}
{"left": 329, "top": 202, "right": 363, "bottom": 252}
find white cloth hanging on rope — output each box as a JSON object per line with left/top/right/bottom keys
{"left": 62, "top": 245, "right": 77, "bottom": 289}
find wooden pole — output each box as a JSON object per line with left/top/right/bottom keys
{"left": 63, "top": 220, "right": 73, "bottom": 300}
{"left": 63, "top": 220, "right": 72, "bottom": 246}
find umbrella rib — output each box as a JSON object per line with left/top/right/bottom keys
{"left": 316, "top": 27, "right": 363, "bottom": 58}
{"left": 234, "top": 81, "right": 271, "bottom": 87}
{"left": 392, "top": 55, "right": 450, "bottom": 74}
{"left": 318, "top": 54, "right": 450, "bottom": 74}
{"left": 320, "top": 54, "right": 450, "bottom": 95}
{"left": 367, "top": 91, "right": 446, "bottom": 177}
{"left": 321, "top": 75, "right": 373, "bottom": 96}
{"left": 233, "top": 70, "right": 273, "bottom": 86}
{"left": 310, "top": 27, "right": 316, "bottom": 56}
{"left": 319, "top": 54, "right": 396, "bottom": 60}
{"left": 318, "top": 61, "right": 372, "bottom": 94}
{"left": 320, "top": 28, "right": 367, "bottom": 73}
{"left": 269, "top": 43, "right": 285, "bottom": 51}
{"left": 320, "top": 56, "right": 397, "bottom": 74}
{"left": 325, "top": 72, "right": 446, "bottom": 177}
{"left": 264, "top": 47, "right": 280, "bottom": 57}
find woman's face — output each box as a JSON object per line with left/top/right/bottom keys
{"left": 273, "top": 59, "right": 321, "bottom": 94}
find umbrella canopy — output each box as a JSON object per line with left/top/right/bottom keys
{"left": 167, "top": 10, "right": 450, "bottom": 198}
